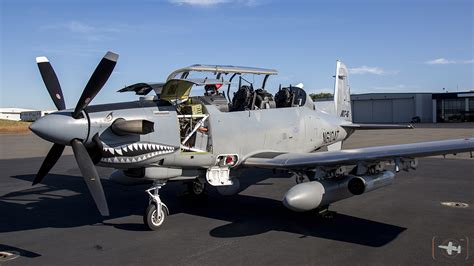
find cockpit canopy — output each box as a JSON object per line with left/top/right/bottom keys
{"left": 119, "top": 64, "right": 277, "bottom": 100}
{"left": 117, "top": 64, "right": 314, "bottom": 111}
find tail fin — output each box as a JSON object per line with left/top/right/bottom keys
{"left": 334, "top": 61, "right": 352, "bottom": 122}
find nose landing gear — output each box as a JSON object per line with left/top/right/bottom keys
{"left": 144, "top": 181, "right": 169, "bottom": 231}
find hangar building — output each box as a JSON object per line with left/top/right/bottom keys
{"left": 350, "top": 91, "right": 474, "bottom": 123}
{"left": 0, "top": 108, "right": 36, "bottom": 121}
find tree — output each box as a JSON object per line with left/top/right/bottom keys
{"left": 309, "top": 92, "right": 333, "bottom": 101}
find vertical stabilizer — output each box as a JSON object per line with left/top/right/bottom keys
{"left": 334, "top": 61, "right": 352, "bottom": 122}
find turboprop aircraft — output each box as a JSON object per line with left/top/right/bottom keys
{"left": 30, "top": 51, "right": 474, "bottom": 230}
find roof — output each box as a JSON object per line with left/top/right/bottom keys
{"left": 167, "top": 64, "right": 278, "bottom": 81}
{"left": 0, "top": 108, "right": 37, "bottom": 113}
{"left": 432, "top": 91, "right": 474, "bottom": 99}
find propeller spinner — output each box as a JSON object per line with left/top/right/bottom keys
{"left": 30, "top": 51, "right": 119, "bottom": 216}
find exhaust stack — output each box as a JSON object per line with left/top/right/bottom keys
{"left": 111, "top": 118, "right": 154, "bottom": 135}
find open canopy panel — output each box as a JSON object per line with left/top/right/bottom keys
{"left": 160, "top": 78, "right": 231, "bottom": 102}
{"left": 167, "top": 64, "right": 278, "bottom": 81}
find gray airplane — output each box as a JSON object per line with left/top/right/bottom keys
{"left": 30, "top": 51, "right": 474, "bottom": 230}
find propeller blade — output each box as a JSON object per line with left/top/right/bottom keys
{"left": 72, "top": 51, "right": 119, "bottom": 118}
{"left": 87, "top": 134, "right": 104, "bottom": 165}
{"left": 33, "top": 143, "right": 65, "bottom": 185}
{"left": 71, "top": 139, "right": 109, "bottom": 216}
{"left": 36, "top": 56, "right": 66, "bottom": 110}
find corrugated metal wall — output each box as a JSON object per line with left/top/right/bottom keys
{"left": 352, "top": 94, "right": 417, "bottom": 123}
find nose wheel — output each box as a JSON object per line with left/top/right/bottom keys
{"left": 144, "top": 181, "right": 169, "bottom": 231}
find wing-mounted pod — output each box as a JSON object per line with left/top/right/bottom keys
{"left": 283, "top": 171, "right": 395, "bottom": 212}
{"left": 111, "top": 118, "right": 155, "bottom": 136}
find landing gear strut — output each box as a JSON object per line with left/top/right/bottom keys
{"left": 144, "top": 181, "right": 169, "bottom": 231}
{"left": 316, "top": 206, "right": 336, "bottom": 219}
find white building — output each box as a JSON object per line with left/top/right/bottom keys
{"left": 0, "top": 108, "right": 37, "bottom": 121}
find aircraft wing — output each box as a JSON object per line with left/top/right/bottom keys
{"left": 243, "top": 138, "right": 474, "bottom": 169}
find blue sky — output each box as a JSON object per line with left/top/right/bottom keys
{"left": 1, "top": 0, "right": 473, "bottom": 109}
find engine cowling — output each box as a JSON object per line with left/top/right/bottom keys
{"left": 283, "top": 170, "right": 395, "bottom": 212}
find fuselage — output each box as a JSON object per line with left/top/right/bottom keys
{"left": 78, "top": 97, "right": 351, "bottom": 172}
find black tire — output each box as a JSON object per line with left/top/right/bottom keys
{"left": 186, "top": 179, "right": 207, "bottom": 198}
{"left": 144, "top": 204, "right": 168, "bottom": 231}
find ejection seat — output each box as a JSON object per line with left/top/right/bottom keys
{"left": 275, "top": 86, "right": 307, "bottom": 108}
{"left": 254, "top": 88, "right": 276, "bottom": 109}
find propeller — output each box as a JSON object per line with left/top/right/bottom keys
{"left": 31, "top": 51, "right": 119, "bottom": 217}
{"left": 73, "top": 51, "right": 118, "bottom": 119}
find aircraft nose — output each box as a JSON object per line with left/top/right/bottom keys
{"left": 29, "top": 111, "right": 89, "bottom": 145}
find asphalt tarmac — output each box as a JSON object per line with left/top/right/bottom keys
{"left": 0, "top": 126, "right": 473, "bottom": 265}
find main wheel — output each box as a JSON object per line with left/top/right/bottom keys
{"left": 186, "top": 179, "right": 207, "bottom": 198}
{"left": 144, "top": 204, "right": 169, "bottom": 231}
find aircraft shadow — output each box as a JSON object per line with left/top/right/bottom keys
{"left": 0, "top": 244, "right": 41, "bottom": 258}
{"left": 2, "top": 172, "right": 405, "bottom": 247}
{"left": 1, "top": 173, "right": 148, "bottom": 232}
{"left": 171, "top": 192, "right": 406, "bottom": 247}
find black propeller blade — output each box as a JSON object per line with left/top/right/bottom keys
{"left": 32, "top": 143, "right": 65, "bottom": 185}
{"left": 71, "top": 139, "right": 109, "bottom": 216}
{"left": 36, "top": 57, "right": 66, "bottom": 110}
{"left": 72, "top": 51, "right": 119, "bottom": 119}
{"left": 87, "top": 134, "right": 104, "bottom": 165}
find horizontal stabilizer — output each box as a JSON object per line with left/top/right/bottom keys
{"left": 342, "top": 123, "right": 413, "bottom": 130}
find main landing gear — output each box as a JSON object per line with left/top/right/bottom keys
{"left": 185, "top": 177, "right": 207, "bottom": 198}
{"left": 316, "top": 206, "right": 336, "bottom": 219}
{"left": 144, "top": 181, "right": 169, "bottom": 231}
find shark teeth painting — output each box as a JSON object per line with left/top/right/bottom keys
{"left": 100, "top": 142, "right": 176, "bottom": 164}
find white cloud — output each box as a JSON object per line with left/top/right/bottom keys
{"left": 425, "top": 58, "right": 456, "bottom": 65}
{"left": 168, "top": 0, "right": 260, "bottom": 7}
{"left": 42, "top": 21, "right": 120, "bottom": 34}
{"left": 425, "top": 58, "right": 473, "bottom": 65}
{"left": 40, "top": 21, "right": 121, "bottom": 41}
{"left": 169, "top": 0, "right": 229, "bottom": 6}
{"left": 349, "top": 66, "right": 397, "bottom": 75}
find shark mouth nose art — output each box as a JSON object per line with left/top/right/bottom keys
{"left": 100, "top": 142, "right": 176, "bottom": 163}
